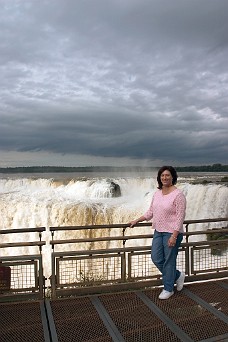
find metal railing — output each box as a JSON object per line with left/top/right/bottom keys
{"left": 49, "top": 218, "right": 228, "bottom": 298}
{"left": 0, "top": 219, "right": 227, "bottom": 300}
{"left": 0, "top": 227, "right": 46, "bottom": 301}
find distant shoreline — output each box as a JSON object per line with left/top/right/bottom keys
{"left": 0, "top": 164, "right": 227, "bottom": 173}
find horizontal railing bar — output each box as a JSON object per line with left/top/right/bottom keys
{"left": 52, "top": 245, "right": 152, "bottom": 257}
{"left": 50, "top": 224, "right": 130, "bottom": 231}
{"left": 185, "top": 239, "right": 228, "bottom": 247}
{"left": 0, "top": 293, "right": 42, "bottom": 302}
{"left": 184, "top": 218, "right": 228, "bottom": 224}
{"left": 185, "top": 228, "right": 228, "bottom": 236}
{"left": 51, "top": 239, "right": 228, "bottom": 257}
{"left": 50, "top": 228, "right": 228, "bottom": 246}
{"left": 49, "top": 217, "right": 228, "bottom": 231}
{"left": 0, "top": 227, "right": 46, "bottom": 234}
{"left": 54, "top": 279, "right": 163, "bottom": 297}
{"left": 50, "top": 234, "right": 153, "bottom": 245}
{"left": 0, "top": 254, "right": 42, "bottom": 261}
{"left": 0, "top": 241, "right": 46, "bottom": 248}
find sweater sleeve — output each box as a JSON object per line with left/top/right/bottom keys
{"left": 174, "top": 191, "right": 186, "bottom": 231}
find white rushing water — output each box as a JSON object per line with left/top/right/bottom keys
{"left": 0, "top": 172, "right": 227, "bottom": 278}
{"left": 0, "top": 172, "right": 227, "bottom": 228}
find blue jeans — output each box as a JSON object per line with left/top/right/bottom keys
{"left": 151, "top": 230, "right": 183, "bottom": 292}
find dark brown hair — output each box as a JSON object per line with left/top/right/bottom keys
{"left": 157, "top": 166, "right": 178, "bottom": 189}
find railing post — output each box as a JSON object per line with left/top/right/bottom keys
{"left": 50, "top": 253, "right": 56, "bottom": 299}
{"left": 122, "top": 227, "right": 127, "bottom": 281}
{"left": 51, "top": 230, "right": 55, "bottom": 252}
{"left": 185, "top": 223, "right": 190, "bottom": 276}
{"left": 38, "top": 256, "right": 44, "bottom": 300}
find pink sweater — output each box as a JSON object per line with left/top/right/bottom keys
{"left": 143, "top": 188, "right": 186, "bottom": 233}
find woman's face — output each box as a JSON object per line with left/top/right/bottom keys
{"left": 160, "top": 169, "right": 173, "bottom": 187}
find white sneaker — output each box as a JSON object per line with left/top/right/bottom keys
{"left": 158, "top": 290, "right": 174, "bottom": 300}
{"left": 176, "top": 272, "right": 185, "bottom": 291}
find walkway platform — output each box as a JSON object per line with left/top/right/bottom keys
{"left": 1, "top": 279, "right": 228, "bottom": 342}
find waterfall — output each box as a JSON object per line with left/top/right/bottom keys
{"left": 0, "top": 174, "right": 227, "bottom": 279}
{"left": 0, "top": 176, "right": 227, "bottom": 228}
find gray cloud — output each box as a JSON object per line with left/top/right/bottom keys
{"left": 0, "top": 0, "right": 228, "bottom": 166}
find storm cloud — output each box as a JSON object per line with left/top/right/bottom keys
{"left": 0, "top": 0, "right": 228, "bottom": 167}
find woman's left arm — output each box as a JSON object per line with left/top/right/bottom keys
{"left": 175, "top": 192, "right": 186, "bottom": 231}
{"left": 168, "top": 192, "right": 186, "bottom": 247}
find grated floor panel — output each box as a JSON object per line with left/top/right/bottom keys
{"left": 50, "top": 296, "right": 113, "bottom": 342}
{"left": 145, "top": 287, "right": 228, "bottom": 341}
{"left": 186, "top": 280, "right": 228, "bottom": 316}
{"left": 98, "top": 291, "right": 181, "bottom": 342}
{"left": 0, "top": 301, "right": 45, "bottom": 342}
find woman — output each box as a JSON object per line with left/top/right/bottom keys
{"left": 129, "top": 166, "right": 186, "bottom": 300}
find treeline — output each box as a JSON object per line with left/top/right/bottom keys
{"left": 176, "top": 164, "right": 228, "bottom": 172}
{"left": 0, "top": 166, "right": 145, "bottom": 173}
{"left": 0, "top": 164, "right": 227, "bottom": 173}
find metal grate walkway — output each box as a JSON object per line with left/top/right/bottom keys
{"left": 1, "top": 279, "right": 228, "bottom": 342}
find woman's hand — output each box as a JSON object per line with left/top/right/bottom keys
{"left": 168, "top": 235, "right": 177, "bottom": 247}
{"left": 128, "top": 220, "right": 138, "bottom": 228}
{"left": 128, "top": 215, "right": 145, "bottom": 228}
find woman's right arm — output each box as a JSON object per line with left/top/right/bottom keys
{"left": 129, "top": 215, "right": 146, "bottom": 228}
{"left": 129, "top": 193, "right": 155, "bottom": 227}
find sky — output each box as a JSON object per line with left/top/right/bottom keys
{"left": 0, "top": 0, "right": 228, "bottom": 168}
